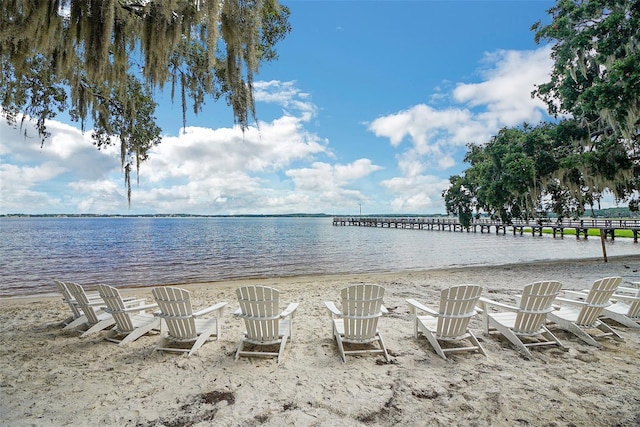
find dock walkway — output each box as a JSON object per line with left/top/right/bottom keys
{"left": 332, "top": 217, "right": 640, "bottom": 243}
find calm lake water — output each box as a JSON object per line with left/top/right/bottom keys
{"left": 1, "top": 217, "right": 639, "bottom": 297}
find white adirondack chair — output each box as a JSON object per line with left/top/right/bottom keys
{"left": 55, "top": 280, "right": 94, "bottom": 328}
{"left": 325, "top": 284, "right": 390, "bottom": 362}
{"left": 65, "top": 282, "right": 117, "bottom": 336}
{"left": 547, "top": 277, "right": 623, "bottom": 347}
{"left": 582, "top": 285, "right": 640, "bottom": 328}
{"left": 234, "top": 286, "right": 299, "bottom": 363}
{"left": 97, "top": 284, "right": 161, "bottom": 345}
{"left": 478, "top": 281, "right": 565, "bottom": 358}
{"left": 152, "top": 286, "right": 227, "bottom": 356}
{"left": 407, "top": 284, "right": 486, "bottom": 359}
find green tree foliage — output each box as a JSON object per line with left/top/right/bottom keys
{"left": 443, "top": 121, "right": 622, "bottom": 223}
{"left": 532, "top": 0, "right": 639, "bottom": 199}
{"left": 0, "top": 0, "right": 291, "bottom": 202}
{"left": 445, "top": 0, "right": 639, "bottom": 223}
{"left": 442, "top": 175, "right": 475, "bottom": 228}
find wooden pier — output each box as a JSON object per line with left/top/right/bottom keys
{"left": 332, "top": 217, "right": 640, "bottom": 243}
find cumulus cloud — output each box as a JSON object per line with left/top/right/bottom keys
{"left": 0, "top": 80, "right": 369, "bottom": 214}
{"left": 0, "top": 118, "right": 123, "bottom": 213}
{"left": 381, "top": 174, "right": 452, "bottom": 212}
{"left": 253, "top": 80, "right": 317, "bottom": 121}
{"left": 282, "top": 159, "right": 383, "bottom": 211}
{"left": 453, "top": 48, "right": 553, "bottom": 127}
{"left": 1, "top": 46, "right": 556, "bottom": 215}
{"left": 368, "top": 45, "right": 554, "bottom": 214}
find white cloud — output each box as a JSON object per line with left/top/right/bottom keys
{"left": 453, "top": 47, "right": 553, "bottom": 127}
{"left": 0, "top": 118, "right": 123, "bottom": 213}
{"left": 284, "top": 159, "right": 383, "bottom": 210}
{"left": 381, "top": 174, "right": 452, "bottom": 213}
{"left": 368, "top": 45, "right": 554, "bottom": 214}
{"left": 370, "top": 46, "right": 553, "bottom": 154}
{"left": 0, "top": 47, "right": 556, "bottom": 215}
{"left": 0, "top": 79, "right": 374, "bottom": 214}
{"left": 253, "top": 80, "right": 317, "bottom": 121}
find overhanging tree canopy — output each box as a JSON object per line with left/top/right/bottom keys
{"left": 0, "top": 0, "right": 291, "bottom": 201}
{"left": 444, "top": 0, "right": 639, "bottom": 223}
{"left": 531, "top": 0, "right": 639, "bottom": 199}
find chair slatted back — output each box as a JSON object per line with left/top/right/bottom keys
{"left": 67, "top": 282, "right": 100, "bottom": 325}
{"left": 610, "top": 287, "right": 640, "bottom": 318}
{"left": 514, "top": 281, "right": 562, "bottom": 333}
{"left": 436, "top": 285, "right": 482, "bottom": 338}
{"left": 626, "top": 290, "right": 640, "bottom": 319}
{"left": 576, "top": 277, "right": 622, "bottom": 326}
{"left": 55, "top": 280, "right": 83, "bottom": 318}
{"left": 236, "top": 286, "right": 280, "bottom": 342}
{"left": 152, "top": 287, "right": 196, "bottom": 340}
{"left": 98, "top": 284, "right": 134, "bottom": 333}
{"left": 340, "top": 284, "right": 384, "bottom": 343}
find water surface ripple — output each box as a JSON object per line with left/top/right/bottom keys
{"left": 1, "top": 217, "right": 639, "bottom": 297}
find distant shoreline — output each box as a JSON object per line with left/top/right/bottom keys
{"left": 0, "top": 213, "right": 336, "bottom": 218}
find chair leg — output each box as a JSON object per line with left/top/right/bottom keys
{"left": 602, "top": 312, "right": 640, "bottom": 329}
{"left": 214, "top": 316, "right": 221, "bottom": 340}
{"left": 595, "top": 321, "right": 624, "bottom": 342}
{"left": 487, "top": 318, "right": 532, "bottom": 358}
{"left": 467, "top": 330, "right": 487, "bottom": 357}
{"left": 155, "top": 335, "right": 169, "bottom": 353}
{"left": 334, "top": 330, "right": 347, "bottom": 363}
{"left": 277, "top": 332, "right": 289, "bottom": 364}
{"left": 104, "top": 329, "right": 122, "bottom": 344}
{"left": 235, "top": 338, "right": 245, "bottom": 361}
{"left": 64, "top": 315, "right": 89, "bottom": 330}
{"left": 377, "top": 333, "right": 390, "bottom": 362}
{"left": 566, "top": 323, "right": 602, "bottom": 347}
{"left": 548, "top": 314, "right": 602, "bottom": 348}
{"left": 189, "top": 326, "right": 216, "bottom": 357}
{"left": 81, "top": 318, "right": 115, "bottom": 337}
{"left": 541, "top": 327, "right": 565, "bottom": 350}
{"left": 119, "top": 320, "right": 160, "bottom": 346}
{"left": 423, "top": 331, "right": 447, "bottom": 359}
{"left": 482, "top": 310, "right": 491, "bottom": 336}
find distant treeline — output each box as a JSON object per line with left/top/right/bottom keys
{"left": 1, "top": 207, "right": 635, "bottom": 218}
{"left": 0, "top": 213, "right": 332, "bottom": 218}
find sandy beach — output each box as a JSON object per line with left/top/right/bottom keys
{"left": 1, "top": 257, "right": 640, "bottom": 426}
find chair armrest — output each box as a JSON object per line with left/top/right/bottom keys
{"left": 120, "top": 303, "right": 158, "bottom": 313}
{"left": 615, "top": 287, "right": 640, "bottom": 296}
{"left": 610, "top": 293, "right": 640, "bottom": 303}
{"left": 280, "top": 302, "right": 299, "bottom": 318}
{"left": 193, "top": 302, "right": 227, "bottom": 317}
{"left": 84, "top": 296, "right": 134, "bottom": 304}
{"left": 478, "top": 297, "right": 519, "bottom": 312}
{"left": 324, "top": 301, "right": 342, "bottom": 317}
{"left": 554, "top": 297, "right": 588, "bottom": 307}
{"left": 406, "top": 299, "right": 439, "bottom": 317}
{"left": 123, "top": 298, "right": 148, "bottom": 308}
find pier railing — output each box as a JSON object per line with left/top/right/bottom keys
{"left": 332, "top": 217, "right": 640, "bottom": 243}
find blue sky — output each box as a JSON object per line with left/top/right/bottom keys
{"left": 1, "top": 0, "right": 563, "bottom": 215}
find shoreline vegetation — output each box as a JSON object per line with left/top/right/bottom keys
{"left": 1, "top": 206, "right": 637, "bottom": 219}
{"left": 1, "top": 258, "right": 639, "bottom": 425}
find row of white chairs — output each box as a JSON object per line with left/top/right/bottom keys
{"left": 55, "top": 277, "right": 639, "bottom": 362}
